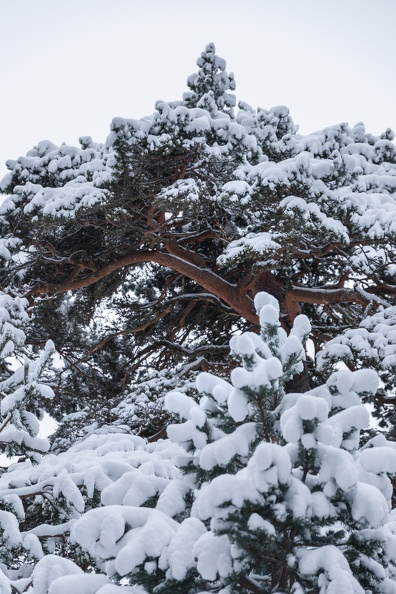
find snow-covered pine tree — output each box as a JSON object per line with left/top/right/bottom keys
{"left": 0, "top": 413, "right": 187, "bottom": 592}
{"left": 2, "top": 292, "right": 386, "bottom": 594}
{"left": 0, "top": 43, "right": 395, "bottom": 441}
{"left": 0, "top": 42, "right": 394, "bottom": 592}
{"left": 0, "top": 292, "right": 55, "bottom": 579}
{"left": 183, "top": 41, "right": 236, "bottom": 114}
{"left": 0, "top": 293, "right": 54, "bottom": 461}
{"left": 151, "top": 292, "right": 396, "bottom": 593}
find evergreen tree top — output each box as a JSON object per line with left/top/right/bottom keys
{"left": 183, "top": 42, "right": 236, "bottom": 114}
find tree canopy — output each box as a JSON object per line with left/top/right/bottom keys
{"left": 0, "top": 43, "right": 395, "bottom": 593}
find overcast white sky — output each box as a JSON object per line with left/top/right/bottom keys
{"left": 1, "top": 0, "right": 395, "bottom": 179}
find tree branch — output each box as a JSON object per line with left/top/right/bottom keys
{"left": 26, "top": 248, "right": 259, "bottom": 325}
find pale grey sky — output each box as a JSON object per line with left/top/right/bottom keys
{"left": 1, "top": 0, "right": 395, "bottom": 177}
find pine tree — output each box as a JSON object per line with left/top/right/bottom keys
{"left": 0, "top": 293, "right": 54, "bottom": 461}
{"left": 0, "top": 42, "right": 394, "bottom": 593}
{"left": 32, "top": 292, "right": 393, "bottom": 594}
{"left": 0, "top": 293, "right": 56, "bottom": 583}
{"left": 152, "top": 293, "right": 396, "bottom": 593}
{"left": 0, "top": 43, "right": 395, "bottom": 439}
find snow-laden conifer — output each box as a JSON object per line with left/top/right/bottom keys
{"left": 0, "top": 292, "right": 55, "bottom": 578}
{"left": 0, "top": 293, "right": 389, "bottom": 593}
{"left": 0, "top": 41, "right": 394, "bottom": 593}
{"left": 0, "top": 293, "right": 54, "bottom": 461}
{"left": 156, "top": 293, "right": 396, "bottom": 593}
{"left": 183, "top": 42, "right": 236, "bottom": 114}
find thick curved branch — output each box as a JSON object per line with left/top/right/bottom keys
{"left": 27, "top": 249, "right": 258, "bottom": 325}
